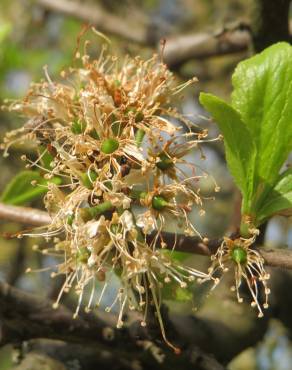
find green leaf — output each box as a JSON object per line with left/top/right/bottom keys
{"left": 1, "top": 170, "right": 61, "bottom": 206}
{"left": 199, "top": 93, "right": 256, "bottom": 212}
{"left": 232, "top": 42, "right": 292, "bottom": 189}
{"left": 256, "top": 168, "right": 292, "bottom": 223}
{"left": 200, "top": 43, "right": 292, "bottom": 225}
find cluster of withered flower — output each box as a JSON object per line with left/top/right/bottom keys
{"left": 207, "top": 228, "right": 271, "bottom": 318}
{"left": 2, "top": 39, "right": 217, "bottom": 351}
{"left": 1, "top": 37, "right": 271, "bottom": 351}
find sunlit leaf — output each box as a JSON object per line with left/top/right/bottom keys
{"left": 199, "top": 93, "right": 256, "bottom": 213}
{"left": 200, "top": 43, "right": 292, "bottom": 225}
{"left": 232, "top": 42, "right": 292, "bottom": 190}
{"left": 256, "top": 168, "right": 292, "bottom": 223}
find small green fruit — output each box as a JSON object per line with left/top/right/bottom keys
{"left": 231, "top": 246, "right": 247, "bottom": 264}
{"left": 81, "top": 170, "right": 98, "bottom": 189}
{"left": 152, "top": 195, "right": 168, "bottom": 211}
{"left": 67, "top": 214, "right": 74, "bottom": 226}
{"left": 101, "top": 138, "right": 119, "bottom": 154}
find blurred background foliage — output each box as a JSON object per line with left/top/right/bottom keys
{"left": 0, "top": 1, "right": 291, "bottom": 369}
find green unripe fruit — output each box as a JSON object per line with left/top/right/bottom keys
{"left": 81, "top": 170, "right": 98, "bottom": 189}
{"left": 67, "top": 214, "right": 74, "bottom": 226}
{"left": 156, "top": 152, "right": 173, "bottom": 171}
{"left": 152, "top": 195, "right": 168, "bottom": 211}
{"left": 76, "top": 247, "right": 90, "bottom": 264}
{"left": 231, "top": 246, "right": 247, "bottom": 264}
{"left": 101, "top": 138, "right": 119, "bottom": 154}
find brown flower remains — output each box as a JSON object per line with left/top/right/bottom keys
{"left": 207, "top": 234, "right": 270, "bottom": 318}
{"left": 2, "top": 33, "right": 220, "bottom": 352}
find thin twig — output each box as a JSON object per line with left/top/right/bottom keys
{"left": 36, "top": 0, "right": 251, "bottom": 67}
{"left": 259, "top": 249, "right": 292, "bottom": 270}
{"left": 0, "top": 202, "right": 51, "bottom": 226}
{"left": 37, "top": 0, "right": 148, "bottom": 44}
{"left": 0, "top": 280, "right": 262, "bottom": 367}
{"left": 0, "top": 281, "right": 227, "bottom": 369}
{"left": 163, "top": 24, "right": 251, "bottom": 68}
{"left": 0, "top": 202, "right": 291, "bottom": 270}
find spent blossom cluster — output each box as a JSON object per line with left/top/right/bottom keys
{"left": 2, "top": 36, "right": 270, "bottom": 350}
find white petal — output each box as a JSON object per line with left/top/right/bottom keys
{"left": 87, "top": 216, "right": 105, "bottom": 238}
{"left": 120, "top": 210, "right": 134, "bottom": 231}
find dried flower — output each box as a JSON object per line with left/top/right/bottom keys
{"left": 208, "top": 234, "right": 270, "bottom": 317}
{"left": 1, "top": 32, "right": 217, "bottom": 351}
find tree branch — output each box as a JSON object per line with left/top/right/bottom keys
{"left": 36, "top": 0, "right": 252, "bottom": 68}
{"left": 0, "top": 280, "right": 228, "bottom": 369}
{"left": 0, "top": 202, "right": 291, "bottom": 270}
{"left": 37, "top": 0, "right": 148, "bottom": 44}
{"left": 163, "top": 23, "right": 251, "bottom": 68}
{"left": 35, "top": 0, "right": 292, "bottom": 69}
{"left": 0, "top": 280, "right": 109, "bottom": 345}
{"left": 0, "top": 203, "right": 51, "bottom": 227}
{"left": 0, "top": 274, "right": 271, "bottom": 367}
{"left": 259, "top": 249, "right": 292, "bottom": 270}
